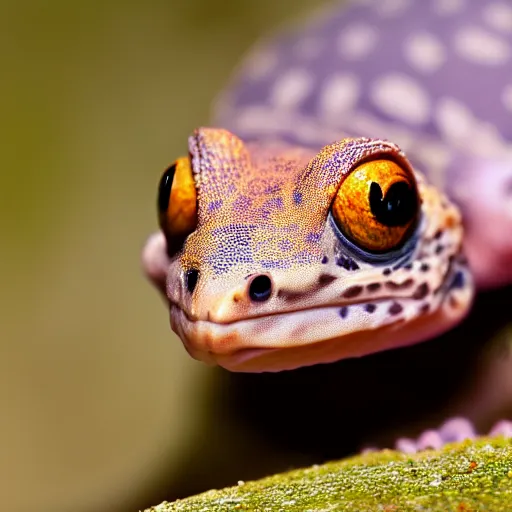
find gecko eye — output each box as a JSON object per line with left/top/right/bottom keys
{"left": 331, "top": 158, "right": 419, "bottom": 253}
{"left": 157, "top": 156, "right": 198, "bottom": 256}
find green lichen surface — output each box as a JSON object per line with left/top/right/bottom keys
{"left": 145, "top": 437, "right": 512, "bottom": 511}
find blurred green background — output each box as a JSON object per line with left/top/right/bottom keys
{"left": 0, "top": 1, "right": 326, "bottom": 511}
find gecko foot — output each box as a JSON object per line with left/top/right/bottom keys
{"left": 394, "top": 417, "right": 512, "bottom": 454}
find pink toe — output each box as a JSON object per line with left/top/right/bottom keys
{"left": 417, "top": 430, "right": 443, "bottom": 451}
{"left": 395, "top": 438, "right": 418, "bottom": 454}
{"left": 489, "top": 420, "right": 512, "bottom": 437}
{"left": 438, "top": 417, "right": 476, "bottom": 443}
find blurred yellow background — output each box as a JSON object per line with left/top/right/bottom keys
{"left": 0, "top": 1, "right": 325, "bottom": 511}
{"left": 6, "top": 2, "right": 512, "bottom": 512}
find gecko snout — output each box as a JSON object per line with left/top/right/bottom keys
{"left": 185, "top": 272, "right": 275, "bottom": 323}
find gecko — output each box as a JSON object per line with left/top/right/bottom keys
{"left": 142, "top": 0, "right": 512, "bottom": 453}
{"left": 215, "top": 0, "right": 512, "bottom": 289}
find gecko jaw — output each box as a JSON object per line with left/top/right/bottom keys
{"left": 217, "top": 308, "right": 463, "bottom": 373}
{"left": 169, "top": 267, "right": 472, "bottom": 372}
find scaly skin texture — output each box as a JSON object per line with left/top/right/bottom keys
{"left": 215, "top": 0, "right": 512, "bottom": 288}
{"left": 142, "top": 1, "right": 512, "bottom": 456}
{"left": 143, "top": 128, "right": 472, "bottom": 373}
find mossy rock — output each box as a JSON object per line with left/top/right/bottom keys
{"left": 145, "top": 437, "right": 512, "bottom": 511}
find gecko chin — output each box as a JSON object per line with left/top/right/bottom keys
{"left": 169, "top": 272, "right": 472, "bottom": 373}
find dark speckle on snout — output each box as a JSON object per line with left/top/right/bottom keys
{"left": 412, "top": 283, "right": 430, "bottom": 300}
{"left": 385, "top": 278, "right": 414, "bottom": 291}
{"left": 389, "top": 302, "right": 403, "bottom": 315}
{"left": 336, "top": 255, "right": 359, "bottom": 271}
{"left": 342, "top": 285, "right": 363, "bottom": 299}
{"left": 449, "top": 270, "right": 466, "bottom": 290}
{"left": 365, "top": 303, "right": 376, "bottom": 313}
{"left": 278, "top": 273, "right": 337, "bottom": 301}
{"left": 318, "top": 274, "right": 337, "bottom": 286}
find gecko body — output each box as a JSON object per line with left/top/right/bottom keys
{"left": 142, "top": 0, "right": 512, "bottom": 450}
{"left": 215, "top": 0, "right": 512, "bottom": 288}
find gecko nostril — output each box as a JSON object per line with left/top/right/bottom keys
{"left": 185, "top": 269, "right": 199, "bottom": 294}
{"left": 248, "top": 275, "right": 273, "bottom": 302}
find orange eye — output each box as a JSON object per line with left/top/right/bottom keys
{"left": 157, "top": 156, "right": 198, "bottom": 255}
{"left": 331, "top": 158, "right": 419, "bottom": 253}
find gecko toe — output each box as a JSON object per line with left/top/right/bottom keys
{"left": 394, "top": 429, "right": 445, "bottom": 453}
{"left": 416, "top": 429, "right": 444, "bottom": 451}
{"left": 394, "top": 417, "right": 477, "bottom": 454}
{"left": 438, "top": 417, "right": 477, "bottom": 443}
{"left": 373, "top": 418, "right": 511, "bottom": 455}
{"left": 394, "top": 437, "right": 419, "bottom": 454}
{"left": 488, "top": 419, "right": 512, "bottom": 437}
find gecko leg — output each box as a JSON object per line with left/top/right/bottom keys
{"left": 395, "top": 417, "right": 512, "bottom": 454}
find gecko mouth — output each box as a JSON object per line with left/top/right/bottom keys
{"left": 169, "top": 269, "right": 471, "bottom": 372}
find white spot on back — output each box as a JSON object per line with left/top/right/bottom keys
{"left": 434, "top": 98, "right": 507, "bottom": 156}
{"left": 482, "top": 2, "right": 512, "bottom": 33}
{"left": 432, "top": 0, "right": 466, "bottom": 16}
{"left": 337, "top": 23, "right": 379, "bottom": 60}
{"left": 375, "top": 0, "right": 412, "bottom": 17}
{"left": 269, "top": 68, "right": 314, "bottom": 109}
{"left": 412, "top": 144, "right": 451, "bottom": 189}
{"left": 244, "top": 47, "right": 279, "bottom": 80}
{"left": 318, "top": 73, "right": 360, "bottom": 118}
{"left": 404, "top": 32, "right": 446, "bottom": 73}
{"left": 453, "top": 26, "right": 510, "bottom": 65}
{"left": 294, "top": 37, "right": 324, "bottom": 60}
{"left": 435, "top": 97, "right": 475, "bottom": 143}
{"left": 370, "top": 73, "right": 431, "bottom": 125}
{"left": 503, "top": 84, "right": 512, "bottom": 113}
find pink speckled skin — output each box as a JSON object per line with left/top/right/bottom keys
{"left": 143, "top": 0, "right": 512, "bottom": 454}
{"left": 215, "top": 0, "right": 512, "bottom": 288}
{"left": 206, "top": 0, "right": 512, "bottom": 450}
{"left": 143, "top": 129, "right": 472, "bottom": 377}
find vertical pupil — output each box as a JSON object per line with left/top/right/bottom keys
{"left": 158, "top": 163, "right": 177, "bottom": 214}
{"left": 369, "top": 181, "right": 417, "bottom": 227}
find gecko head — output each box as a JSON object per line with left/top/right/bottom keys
{"left": 142, "top": 128, "right": 473, "bottom": 372}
